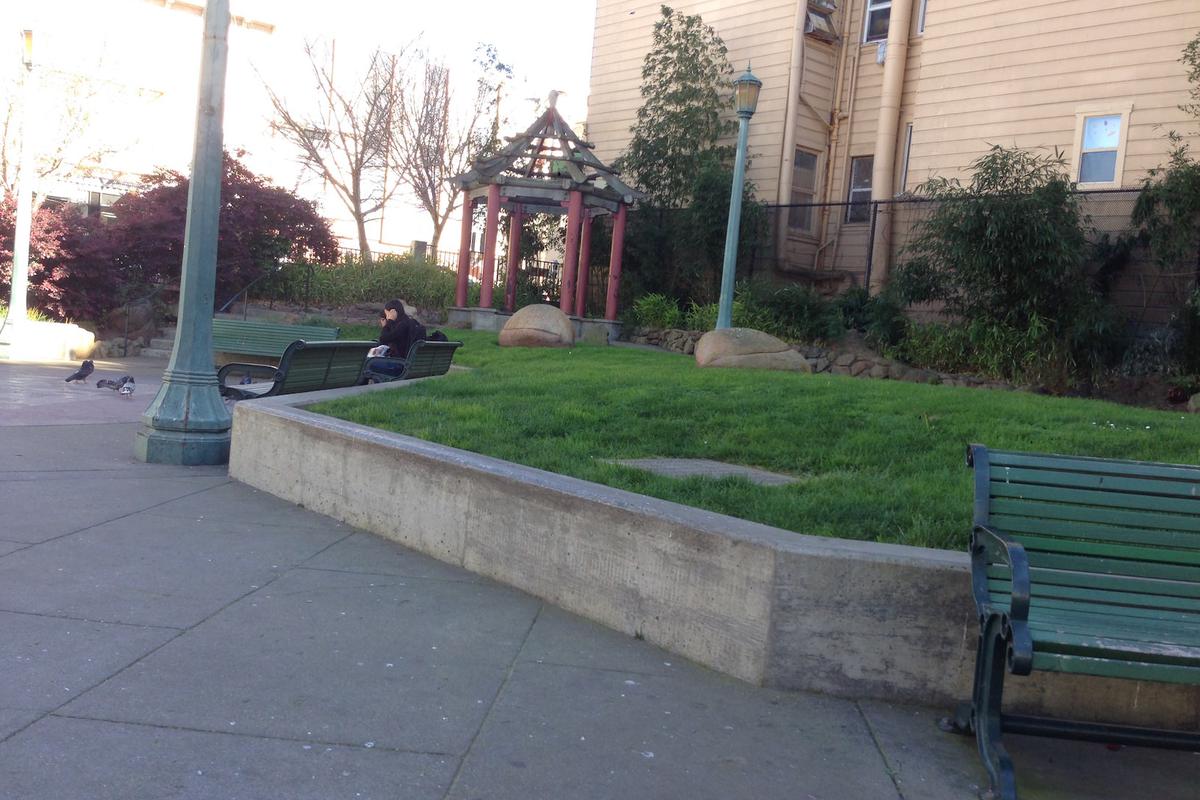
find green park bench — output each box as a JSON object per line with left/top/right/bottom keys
{"left": 361, "top": 339, "right": 462, "bottom": 383}
{"left": 217, "top": 339, "right": 376, "bottom": 400}
{"left": 211, "top": 318, "right": 340, "bottom": 361}
{"left": 950, "top": 444, "right": 1200, "bottom": 800}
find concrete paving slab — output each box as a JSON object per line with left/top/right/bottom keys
{"left": 0, "top": 514, "right": 344, "bottom": 628}
{"left": 0, "top": 475, "right": 229, "bottom": 543}
{"left": 302, "top": 532, "right": 481, "bottom": 582}
{"left": 0, "top": 610, "right": 175, "bottom": 713}
{"left": 0, "top": 716, "right": 457, "bottom": 800}
{"left": 448, "top": 660, "right": 900, "bottom": 800}
{"left": 611, "top": 457, "right": 801, "bottom": 486}
{"left": 517, "top": 605, "right": 680, "bottom": 678}
{"left": 859, "top": 700, "right": 1200, "bottom": 800}
{"left": 62, "top": 567, "right": 541, "bottom": 754}
{"left": 0, "top": 359, "right": 166, "bottom": 428}
{"left": 0, "top": 541, "right": 26, "bottom": 557}
{"left": 143, "top": 481, "right": 353, "bottom": 533}
{"left": 0, "top": 708, "right": 44, "bottom": 740}
{"left": 0, "top": 423, "right": 221, "bottom": 477}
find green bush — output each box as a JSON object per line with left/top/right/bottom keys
{"left": 891, "top": 145, "right": 1118, "bottom": 382}
{"left": 278, "top": 254, "right": 462, "bottom": 311}
{"left": 631, "top": 293, "right": 684, "bottom": 329}
{"left": 749, "top": 282, "right": 842, "bottom": 342}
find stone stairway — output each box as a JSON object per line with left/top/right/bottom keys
{"left": 140, "top": 327, "right": 176, "bottom": 359}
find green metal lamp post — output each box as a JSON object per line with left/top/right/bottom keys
{"left": 715, "top": 65, "right": 762, "bottom": 330}
{"left": 135, "top": 0, "right": 232, "bottom": 465}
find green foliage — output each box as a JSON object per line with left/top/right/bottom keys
{"left": 632, "top": 293, "right": 684, "bottom": 329}
{"left": 839, "top": 286, "right": 909, "bottom": 350}
{"left": 617, "top": 5, "right": 735, "bottom": 208}
{"left": 748, "top": 282, "right": 842, "bottom": 341}
{"left": 1181, "top": 30, "right": 1200, "bottom": 121}
{"left": 278, "top": 253, "right": 462, "bottom": 311}
{"left": 681, "top": 298, "right": 773, "bottom": 332}
{"left": 891, "top": 145, "right": 1116, "bottom": 381}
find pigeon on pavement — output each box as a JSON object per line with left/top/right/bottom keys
{"left": 117, "top": 376, "right": 135, "bottom": 396}
{"left": 97, "top": 375, "right": 135, "bottom": 395}
{"left": 65, "top": 360, "right": 95, "bottom": 382}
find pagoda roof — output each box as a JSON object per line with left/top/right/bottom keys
{"left": 451, "top": 100, "right": 642, "bottom": 215}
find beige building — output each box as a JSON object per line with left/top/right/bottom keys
{"left": 587, "top": 0, "right": 1200, "bottom": 298}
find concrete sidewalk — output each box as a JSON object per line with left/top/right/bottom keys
{"left": 1, "top": 358, "right": 1197, "bottom": 799}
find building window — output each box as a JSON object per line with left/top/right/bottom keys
{"left": 789, "top": 149, "right": 819, "bottom": 234}
{"left": 1078, "top": 114, "right": 1122, "bottom": 184}
{"left": 806, "top": 1, "right": 838, "bottom": 42}
{"left": 918, "top": 0, "right": 928, "bottom": 34}
{"left": 846, "top": 156, "right": 873, "bottom": 223}
{"left": 87, "top": 191, "right": 119, "bottom": 221}
{"left": 864, "top": 0, "right": 890, "bottom": 42}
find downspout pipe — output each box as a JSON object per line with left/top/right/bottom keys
{"left": 868, "top": 0, "right": 914, "bottom": 293}
{"left": 775, "top": 7, "right": 807, "bottom": 268}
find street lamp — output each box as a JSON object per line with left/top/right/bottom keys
{"left": 5, "top": 29, "right": 35, "bottom": 343}
{"left": 135, "top": 0, "right": 233, "bottom": 464}
{"left": 715, "top": 65, "right": 762, "bottom": 330}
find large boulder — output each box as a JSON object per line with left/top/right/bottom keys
{"left": 695, "top": 328, "right": 812, "bottom": 372}
{"left": 498, "top": 303, "right": 576, "bottom": 348}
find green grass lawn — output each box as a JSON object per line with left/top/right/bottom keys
{"left": 319, "top": 329, "right": 1200, "bottom": 550}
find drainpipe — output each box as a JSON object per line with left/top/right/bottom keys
{"left": 775, "top": 6, "right": 807, "bottom": 270}
{"left": 816, "top": 1, "right": 859, "bottom": 271}
{"left": 868, "top": 0, "right": 915, "bottom": 293}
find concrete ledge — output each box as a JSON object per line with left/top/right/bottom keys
{"left": 229, "top": 384, "right": 1200, "bottom": 730}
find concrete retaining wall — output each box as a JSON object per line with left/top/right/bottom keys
{"left": 229, "top": 384, "right": 1200, "bottom": 730}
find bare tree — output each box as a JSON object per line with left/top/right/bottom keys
{"left": 1, "top": 67, "right": 131, "bottom": 198}
{"left": 265, "top": 43, "right": 400, "bottom": 260}
{"left": 390, "top": 46, "right": 509, "bottom": 255}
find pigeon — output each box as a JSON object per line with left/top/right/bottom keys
{"left": 65, "top": 360, "right": 94, "bottom": 383}
{"left": 97, "top": 375, "right": 135, "bottom": 396}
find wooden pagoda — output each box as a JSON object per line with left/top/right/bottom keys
{"left": 450, "top": 95, "right": 641, "bottom": 321}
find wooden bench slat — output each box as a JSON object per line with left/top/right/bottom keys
{"left": 990, "top": 497, "right": 1200, "bottom": 534}
{"left": 989, "top": 466, "right": 1200, "bottom": 500}
{"left": 1031, "top": 629, "right": 1200, "bottom": 665}
{"left": 988, "top": 451, "right": 1200, "bottom": 481}
{"left": 987, "top": 578, "right": 1200, "bottom": 614}
{"left": 990, "top": 481, "right": 1200, "bottom": 516}
{"left": 990, "top": 514, "right": 1200, "bottom": 549}
{"left": 1025, "top": 614, "right": 1200, "bottom": 649}
{"left": 1015, "top": 550, "right": 1200, "bottom": 582}
{"left": 987, "top": 564, "right": 1200, "bottom": 600}
{"left": 1013, "top": 533, "right": 1200, "bottom": 567}
{"left": 991, "top": 595, "right": 1200, "bottom": 628}
{"left": 1031, "top": 652, "right": 1200, "bottom": 684}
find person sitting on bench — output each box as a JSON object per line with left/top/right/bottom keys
{"left": 370, "top": 299, "right": 427, "bottom": 378}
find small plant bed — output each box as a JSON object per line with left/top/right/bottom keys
{"left": 311, "top": 331, "right": 1200, "bottom": 551}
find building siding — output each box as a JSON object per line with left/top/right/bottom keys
{"left": 590, "top": 0, "right": 1200, "bottom": 298}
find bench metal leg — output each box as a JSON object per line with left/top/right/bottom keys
{"left": 973, "top": 614, "right": 1018, "bottom": 800}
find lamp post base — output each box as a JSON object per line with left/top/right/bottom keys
{"left": 135, "top": 426, "right": 231, "bottom": 466}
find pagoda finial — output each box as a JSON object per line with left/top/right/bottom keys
{"left": 548, "top": 89, "right": 562, "bottom": 109}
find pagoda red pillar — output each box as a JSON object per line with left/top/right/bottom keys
{"left": 605, "top": 204, "right": 627, "bottom": 321}
{"left": 559, "top": 190, "right": 583, "bottom": 314}
{"left": 574, "top": 212, "right": 593, "bottom": 318}
{"left": 504, "top": 205, "right": 523, "bottom": 312}
{"left": 454, "top": 192, "right": 472, "bottom": 308}
{"left": 480, "top": 183, "right": 501, "bottom": 309}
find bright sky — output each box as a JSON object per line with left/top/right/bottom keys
{"left": 3, "top": 0, "right": 597, "bottom": 245}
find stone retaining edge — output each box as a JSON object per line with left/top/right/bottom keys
{"left": 228, "top": 383, "right": 1200, "bottom": 730}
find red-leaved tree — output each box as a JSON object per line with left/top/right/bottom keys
{"left": 24, "top": 151, "right": 338, "bottom": 322}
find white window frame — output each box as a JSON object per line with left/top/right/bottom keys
{"left": 846, "top": 156, "right": 874, "bottom": 224}
{"left": 863, "top": 0, "right": 891, "bottom": 43}
{"left": 1070, "top": 106, "right": 1132, "bottom": 188}
{"left": 789, "top": 148, "right": 821, "bottom": 237}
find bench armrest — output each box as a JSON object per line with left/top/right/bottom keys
{"left": 971, "top": 524, "right": 1030, "bottom": 623}
{"left": 217, "top": 361, "right": 281, "bottom": 399}
{"left": 971, "top": 524, "right": 1034, "bottom": 674}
